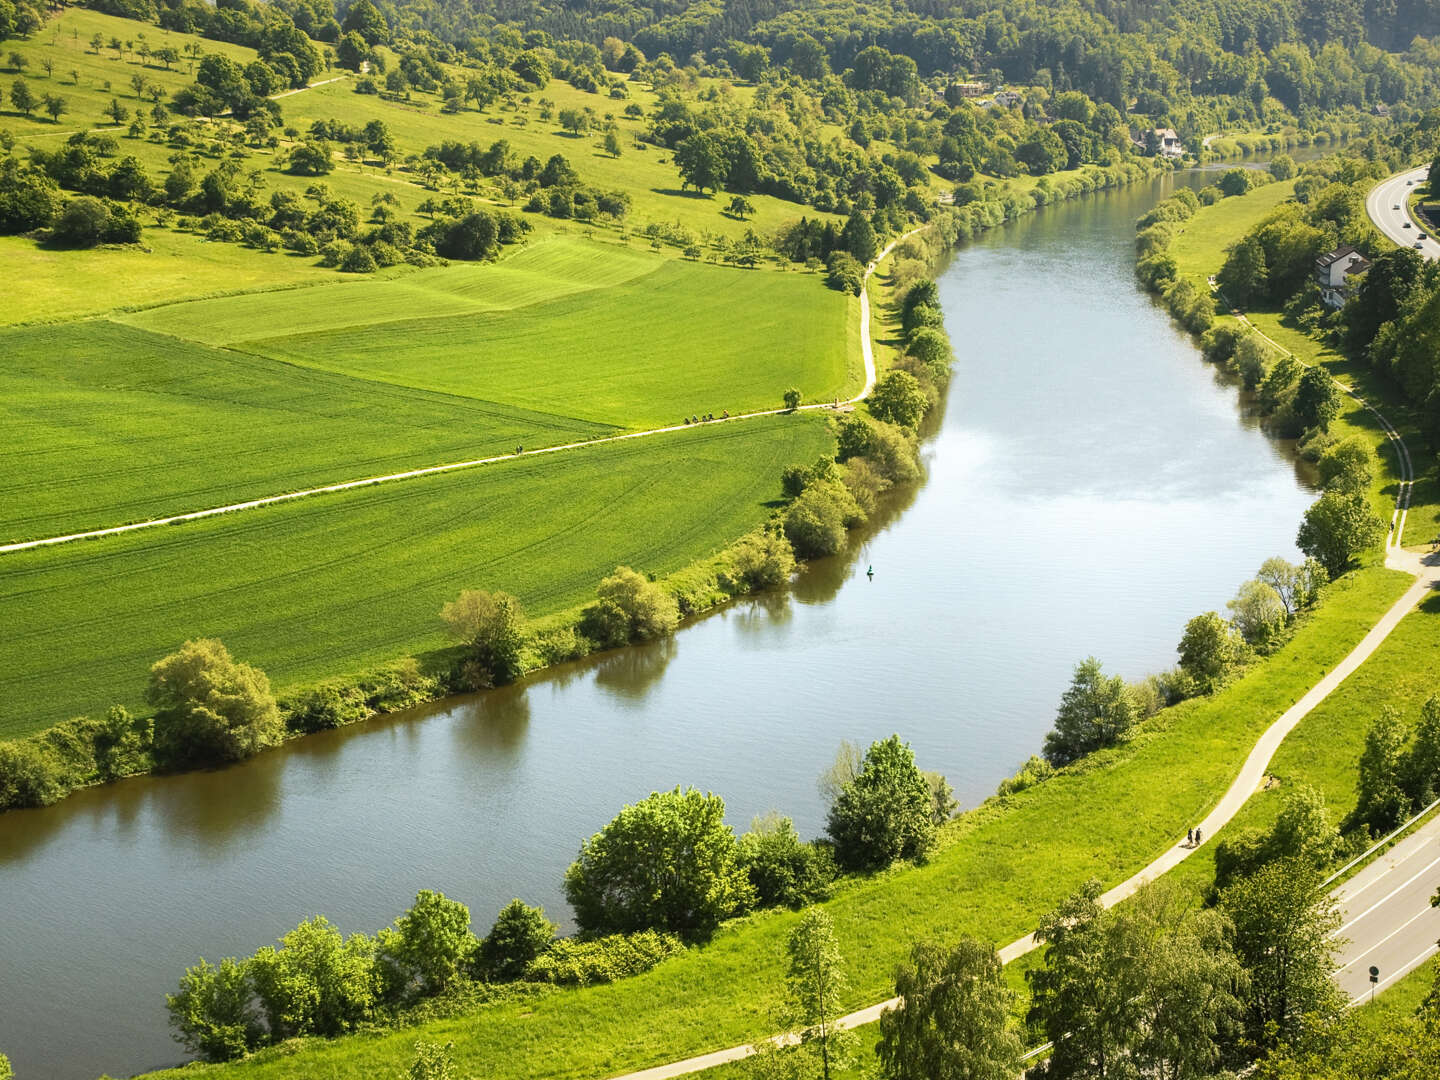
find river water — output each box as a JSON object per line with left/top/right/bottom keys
{"left": 0, "top": 171, "right": 1316, "bottom": 1079}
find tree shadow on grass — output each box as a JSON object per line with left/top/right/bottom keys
{"left": 650, "top": 187, "right": 714, "bottom": 200}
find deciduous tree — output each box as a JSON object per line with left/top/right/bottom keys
{"left": 878, "top": 937, "right": 1022, "bottom": 1080}
{"left": 564, "top": 786, "right": 754, "bottom": 937}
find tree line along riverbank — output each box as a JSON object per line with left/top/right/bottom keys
{"left": 0, "top": 154, "right": 1175, "bottom": 816}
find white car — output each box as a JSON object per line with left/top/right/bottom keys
{"left": 1394, "top": 204, "right": 1401, "bottom": 210}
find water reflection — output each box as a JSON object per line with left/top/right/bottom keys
{"left": 454, "top": 682, "right": 531, "bottom": 754}
{"left": 593, "top": 637, "right": 677, "bottom": 701}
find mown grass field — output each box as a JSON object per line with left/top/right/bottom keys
{"left": 1167, "top": 179, "right": 1298, "bottom": 287}
{"left": 240, "top": 254, "right": 854, "bottom": 428}
{"left": 2, "top": 237, "right": 854, "bottom": 541}
{"left": 137, "top": 564, "right": 1413, "bottom": 1080}
{"left": 0, "top": 413, "right": 832, "bottom": 737}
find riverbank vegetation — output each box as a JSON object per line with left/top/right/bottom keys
{"left": 129, "top": 562, "right": 1412, "bottom": 1079}
{"left": 162, "top": 736, "right": 947, "bottom": 1064}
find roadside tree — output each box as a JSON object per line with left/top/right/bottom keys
{"left": 785, "top": 907, "right": 851, "bottom": 1080}
{"left": 1350, "top": 706, "right": 1411, "bottom": 832}
{"left": 878, "top": 937, "right": 1022, "bottom": 1080}
{"left": 1297, "top": 491, "right": 1385, "bottom": 578}
{"left": 1220, "top": 858, "right": 1343, "bottom": 1049}
{"left": 868, "top": 370, "right": 928, "bottom": 429}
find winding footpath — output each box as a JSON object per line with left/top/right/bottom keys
{"left": 0, "top": 230, "right": 919, "bottom": 558}
{"left": 600, "top": 177, "right": 1440, "bottom": 1080}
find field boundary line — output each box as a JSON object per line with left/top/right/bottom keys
{"left": 2, "top": 231, "right": 918, "bottom": 557}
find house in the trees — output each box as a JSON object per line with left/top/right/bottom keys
{"left": 1314, "top": 244, "right": 1371, "bottom": 308}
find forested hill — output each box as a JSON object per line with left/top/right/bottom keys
{"left": 360, "top": 0, "right": 1440, "bottom": 120}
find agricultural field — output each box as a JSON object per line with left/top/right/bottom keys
{"left": 0, "top": 411, "right": 834, "bottom": 737}
{"left": 2, "top": 235, "right": 856, "bottom": 541}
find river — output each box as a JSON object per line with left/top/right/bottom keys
{"left": 0, "top": 170, "right": 1317, "bottom": 1079}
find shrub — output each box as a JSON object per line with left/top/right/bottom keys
{"left": 248, "top": 917, "right": 376, "bottom": 1039}
{"left": 147, "top": 639, "right": 283, "bottom": 767}
{"left": 340, "top": 243, "right": 378, "bottom": 273}
{"left": 579, "top": 567, "right": 679, "bottom": 647}
{"left": 384, "top": 891, "right": 477, "bottom": 994}
{"left": 825, "top": 250, "right": 863, "bottom": 294}
{"left": 996, "top": 754, "right": 1054, "bottom": 797}
{"left": 1042, "top": 657, "right": 1139, "bottom": 766}
{"left": 737, "top": 812, "right": 835, "bottom": 908}
{"left": 827, "top": 734, "right": 936, "bottom": 871}
{"left": 440, "top": 589, "right": 527, "bottom": 689}
{"left": 563, "top": 786, "right": 754, "bottom": 937}
{"left": 723, "top": 530, "right": 797, "bottom": 593}
{"left": 479, "top": 899, "right": 556, "bottom": 981}
{"left": 166, "top": 957, "right": 262, "bottom": 1062}
{"left": 1177, "top": 612, "right": 1246, "bottom": 696}
{"left": 525, "top": 930, "right": 684, "bottom": 986}
{"left": 0, "top": 739, "right": 66, "bottom": 808}
{"left": 868, "top": 370, "right": 929, "bottom": 429}
{"left": 285, "top": 683, "right": 369, "bottom": 733}
{"left": 783, "top": 481, "right": 856, "bottom": 559}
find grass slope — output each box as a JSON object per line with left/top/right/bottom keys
{"left": 135, "top": 565, "right": 1412, "bottom": 1080}
{"left": 0, "top": 413, "right": 832, "bottom": 737}
{"left": 0, "top": 317, "right": 613, "bottom": 542}
{"left": 241, "top": 256, "right": 854, "bottom": 429}
{"left": 2, "top": 238, "right": 853, "bottom": 541}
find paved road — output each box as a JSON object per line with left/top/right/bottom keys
{"left": 0, "top": 228, "right": 919, "bottom": 558}
{"left": 1366, "top": 167, "right": 1439, "bottom": 260}
{"left": 1334, "top": 813, "right": 1440, "bottom": 1002}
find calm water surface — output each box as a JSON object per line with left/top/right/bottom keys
{"left": 0, "top": 173, "right": 1315, "bottom": 1079}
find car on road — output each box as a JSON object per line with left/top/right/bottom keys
{"left": 1394, "top": 204, "right": 1401, "bottom": 210}
{"left": 1416, "top": 241, "right": 1425, "bottom": 249}
{"left": 1420, "top": 232, "right": 1430, "bottom": 240}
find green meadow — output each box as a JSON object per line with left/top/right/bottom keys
{"left": 0, "top": 412, "right": 832, "bottom": 737}
{"left": 137, "top": 564, "right": 1415, "bottom": 1080}
{"left": 2, "top": 236, "right": 855, "bottom": 541}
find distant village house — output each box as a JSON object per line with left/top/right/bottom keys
{"left": 1314, "top": 245, "right": 1371, "bottom": 309}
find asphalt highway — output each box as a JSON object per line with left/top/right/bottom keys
{"left": 1365, "top": 166, "right": 1440, "bottom": 261}
{"left": 1332, "top": 813, "right": 1440, "bottom": 1002}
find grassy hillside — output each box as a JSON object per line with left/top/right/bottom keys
{"left": 134, "top": 564, "right": 1414, "bottom": 1080}
{"left": 0, "top": 412, "right": 833, "bottom": 737}
{"left": 240, "top": 256, "right": 853, "bottom": 427}
{"left": 1, "top": 236, "right": 854, "bottom": 541}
